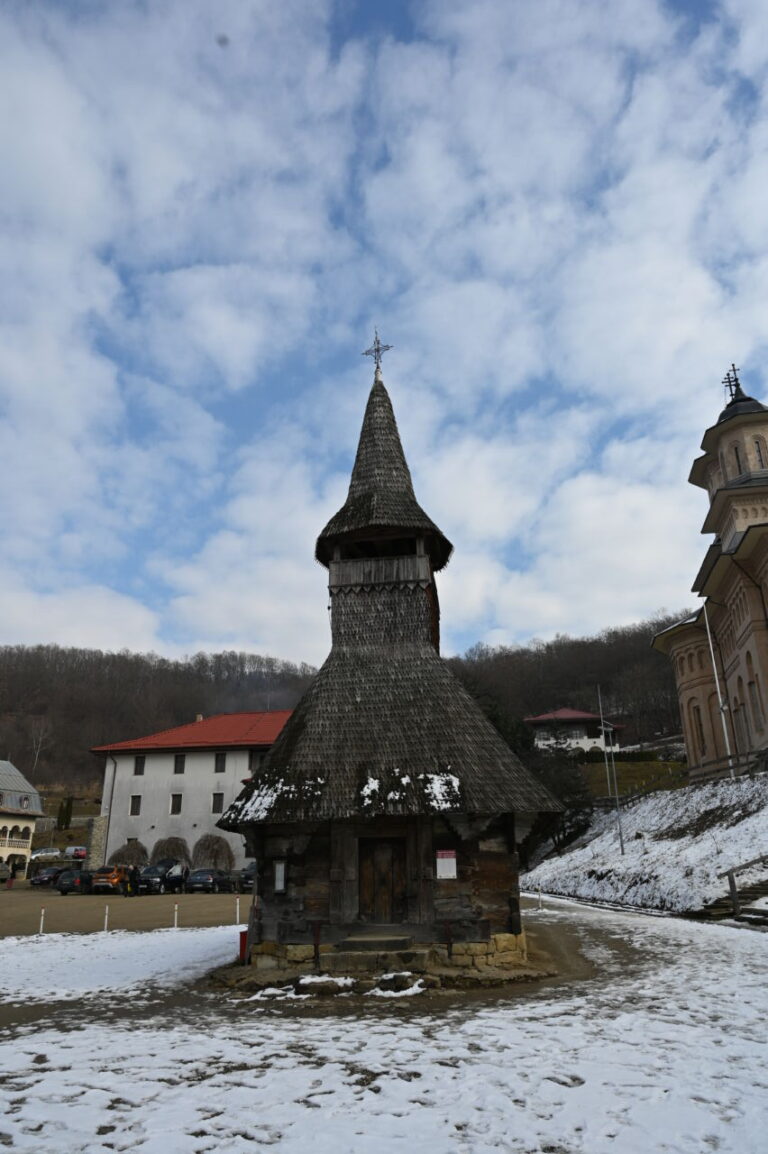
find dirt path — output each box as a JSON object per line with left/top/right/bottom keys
{"left": 0, "top": 884, "right": 247, "bottom": 937}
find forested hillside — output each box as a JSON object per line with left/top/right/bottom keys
{"left": 0, "top": 647, "right": 315, "bottom": 787}
{"left": 0, "top": 610, "right": 686, "bottom": 788}
{"left": 447, "top": 610, "right": 687, "bottom": 753}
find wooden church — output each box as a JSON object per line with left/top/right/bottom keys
{"left": 219, "top": 340, "right": 557, "bottom": 951}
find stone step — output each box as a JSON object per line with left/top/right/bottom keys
{"left": 324, "top": 947, "right": 432, "bottom": 975}
{"left": 339, "top": 935, "right": 414, "bottom": 952}
{"left": 735, "top": 912, "right": 768, "bottom": 926}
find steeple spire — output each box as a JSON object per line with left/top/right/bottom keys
{"left": 315, "top": 347, "right": 453, "bottom": 570}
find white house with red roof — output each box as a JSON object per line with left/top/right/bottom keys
{"left": 523, "top": 708, "right": 621, "bottom": 754}
{"left": 91, "top": 711, "right": 290, "bottom": 869}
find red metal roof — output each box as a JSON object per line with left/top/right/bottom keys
{"left": 91, "top": 711, "right": 291, "bottom": 754}
{"left": 524, "top": 708, "right": 604, "bottom": 723}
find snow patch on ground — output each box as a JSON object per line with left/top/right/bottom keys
{"left": 2, "top": 905, "right": 767, "bottom": 1153}
{"left": 0, "top": 925, "right": 242, "bottom": 1004}
{"left": 524, "top": 776, "right": 768, "bottom": 911}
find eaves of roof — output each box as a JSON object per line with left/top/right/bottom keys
{"left": 91, "top": 710, "right": 292, "bottom": 755}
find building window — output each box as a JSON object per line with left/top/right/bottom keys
{"left": 170, "top": 794, "right": 182, "bottom": 815}
{"left": 249, "top": 750, "right": 262, "bottom": 773}
{"left": 130, "top": 795, "right": 142, "bottom": 816}
{"left": 733, "top": 443, "right": 744, "bottom": 475}
{"left": 211, "top": 792, "right": 224, "bottom": 814}
{"left": 274, "top": 860, "right": 287, "bottom": 893}
{"left": 214, "top": 751, "right": 227, "bottom": 774}
{"left": 134, "top": 755, "right": 145, "bottom": 776}
{"left": 174, "top": 754, "right": 186, "bottom": 775}
{"left": 756, "top": 439, "right": 766, "bottom": 469}
{"left": 748, "top": 681, "right": 764, "bottom": 733}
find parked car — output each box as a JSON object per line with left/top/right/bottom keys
{"left": 91, "top": 865, "right": 129, "bottom": 893}
{"left": 30, "top": 866, "right": 65, "bottom": 887}
{"left": 237, "top": 861, "right": 258, "bottom": 893}
{"left": 185, "top": 868, "right": 236, "bottom": 894}
{"left": 65, "top": 846, "right": 87, "bottom": 860}
{"left": 137, "top": 862, "right": 186, "bottom": 895}
{"left": 56, "top": 869, "right": 93, "bottom": 895}
{"left": 30, "top": 847, "right": 60, "bottom": 861}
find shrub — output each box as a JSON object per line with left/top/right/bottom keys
{"left": 192, "top": 834, "right": 235, "bottom": 870}
{"left": 150, "top": 837, "right": 191, "bottom": 866}
{"left": 108, "top": 840, "right": 148, "bottom": 867}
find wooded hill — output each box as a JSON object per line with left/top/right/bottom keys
{"left": 0, "top": 610, "right": 686, "bottom": 787}
{"left": 447, "top": 610, "right": 687, "bottom": 756}
{"left": 0, "top": 647, "right": 315, "bottom": 787}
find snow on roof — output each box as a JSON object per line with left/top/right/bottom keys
{"left": 91, "top": 711, "right": 292, "bottom": 754}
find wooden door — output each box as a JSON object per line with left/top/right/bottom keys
{"left": 358, "top": 838, "right": 407, "bottom": 923}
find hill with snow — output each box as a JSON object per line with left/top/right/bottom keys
{"left": 523, "top": 775, "right": 768, "bottom": 912}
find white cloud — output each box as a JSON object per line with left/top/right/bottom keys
{"left": 0, "top": 0, "right": 766, "bottom": 669}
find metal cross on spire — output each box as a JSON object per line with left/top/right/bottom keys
{"left": 363, "top": 329, "right": 393, "bottom": 378}
{"left": 723, "top": 362, "right": 742, "bottom": 401}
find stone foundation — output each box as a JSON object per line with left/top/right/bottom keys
{"left": 249, "top": 931, "right": 527, "bottom": 975}
{"left": 440, "top": 932, "right": 527, "bottom": 969}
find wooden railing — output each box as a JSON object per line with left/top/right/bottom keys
{"left": 717, "top": 853, "right": 768, "bottom": 916}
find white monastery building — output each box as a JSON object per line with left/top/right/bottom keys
{"left": 92, "top": 711, "right": 290, "bottom": 870}
{"left": 524, "top": 708, "right": 621, "bottom": 754}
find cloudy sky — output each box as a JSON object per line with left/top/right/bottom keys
{"left": 2, "top": 0, "right": 767, "bottom": 666}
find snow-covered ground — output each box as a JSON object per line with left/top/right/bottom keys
{"left": 524, "top": 775, "right": 768, "bottom": 911}
{"left": 2, "top": 905, "right": 767, "bottom": 1153}
{"left": 0, "top": 925, "right": 242, "bottom": 1004}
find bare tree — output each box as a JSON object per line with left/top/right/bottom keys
{"left": 108, "top": 840, "right": 148, "bottom": 867}
{"left": 151, "top": 837, "right": 191, "bottom": 866}
{"left": 192, "top": 834, "right": 235, "bottom": 870}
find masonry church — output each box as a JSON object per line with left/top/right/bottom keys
{"left": 654, "top": 368, "right": 768, "bottom": 776}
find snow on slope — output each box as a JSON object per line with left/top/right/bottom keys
{"left": 523, "top": 775, "right": 768, "bottom": 911}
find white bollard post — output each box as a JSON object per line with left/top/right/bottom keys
{"left": 538, "top": 887, "right": 542, "bottom": 910}
{"left": 39, "top": 907, "right": 45, "bottom": 935}
{"left": 173, "top": 903, "right": 179, "bottom": 929}
{"left": 236, "top": 896, "right": 240, "bottom": 925}
{"left": 104, "top": 905, "right": 109, "bottom": 932}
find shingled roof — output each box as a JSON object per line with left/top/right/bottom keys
{"left": 315, "top": 377, "right": 453, "bottom": 571}
{"left": 220, "top": 367, "right": 558, "bottom": 829}
{"left": 219, "top": 643, "right": 557, "bottom": 827}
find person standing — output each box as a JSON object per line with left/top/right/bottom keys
{"left": 6, "top": 861, "right": 19, "bottom": 891}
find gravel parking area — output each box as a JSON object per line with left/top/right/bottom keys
{"left": 0, "top": 884, "right": 248, "bottom": 937}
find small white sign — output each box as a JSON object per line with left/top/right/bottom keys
{"left": 436, "top": 850, "right": 457, "bottom": 879}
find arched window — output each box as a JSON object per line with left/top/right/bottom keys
{"left": 738, "top": 677, "right": 751, "bottom": 748}
{"left": 20, "top": 826, "right": 31, "bottom": 840}
{"left": 698, "top": 650, "right": 705, "bottom": 670}
{"left": 733, "top": 442, "right": 744, "bottom": 475}
{"left": 687, "top": 699, "right": 706, "bottom": 761}
{"left": 746, "top": 652, "right": 765, "bottom": 733}
{"left": 688, "top": 653, "right": 695, "bottom": 673}
{"left": 755, "top": 437, "right": 767, "bottom": 470}
{"left": 733, "top": 695, "right": 746, "bottom": 752}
